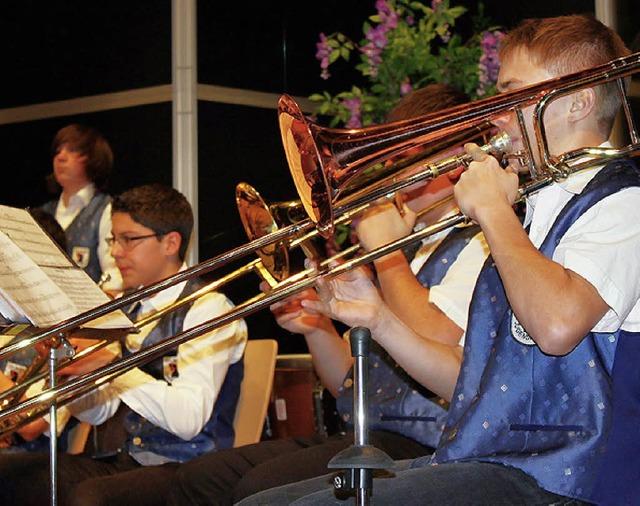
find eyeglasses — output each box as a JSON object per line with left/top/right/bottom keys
{"left": 105, "top": 233, "right": 163, "bottom": 251}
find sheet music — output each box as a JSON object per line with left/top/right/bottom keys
{"left": 0, "top": 231, "right": 77, "bottom": 327}
{"left": 41, "top": 266, "right": 132, "bottom": 329}
{"left": 0, "top": 205, "right": 132, "bottom": 330}
{"left": 0, "top": 292, "right": 29, "bottom": 324}
{"left": 0, "top": 205, "right": 72, "bottom": 268}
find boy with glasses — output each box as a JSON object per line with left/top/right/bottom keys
{"left": 0, "top": 184, "right": 248, "bottom": 505}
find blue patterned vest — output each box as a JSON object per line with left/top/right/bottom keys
{"left": 336, "top": 223, "right": 481, "bottom": 449}
{"left": 593, "top": 311, "right": 640, "bottom": 500}
{"left": 120, "top": 277, "right": 244, "bottom": 463}
{"left": 41, "top": 192, "right": 111, "bottom": 283}
{"left": 432, "top": 160, "right": 640, "bottom": 502}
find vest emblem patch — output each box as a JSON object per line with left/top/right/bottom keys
{"left": 71, "top": 246, "right": 91, "bottom": 268}
{"left": 511, "top": 312, "right": 535, "bottom": 346}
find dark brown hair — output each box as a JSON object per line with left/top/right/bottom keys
{"left": 112, "top": 184, "right": 193, "bottom": 261}
{"left": 385, "top": 83, "right": 471, "bottom": 123}
{"left": 48, "top": 124, "right": 114, "bottom": 193}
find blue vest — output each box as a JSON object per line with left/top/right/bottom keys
{"left": 336, "top": 224, "right": 481, "bottom": 449}
{"left": 120, "top": 277, "right": 244, "bottom": 463}
{"left": 592, "top": 321, "right": 640, "bottom": 501}
{"left": 432, "top": 160, "right": 640, "bottom": 502}
{"left": 41, "top": 192, "right": 111, "bottom": 283}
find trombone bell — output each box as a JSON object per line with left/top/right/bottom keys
{"left": 278, "top": 94, "right": 495, "bottom": 237}
{"left": 236, "top": 183, "right": 290, "bottom": 282}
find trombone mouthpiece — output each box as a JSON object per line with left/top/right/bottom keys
{"left": 484, "top": 131, "right": 512, "bottom": 156}
{"left": 98, "top": 273, "right": 111, "bottom": 289}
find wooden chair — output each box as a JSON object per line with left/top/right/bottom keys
{"left": 66, "top": 420, "right": 92, "bottom": 454}
{"left": 66, "top": 339, "right": 278, "bottom": 453}
{"left": 233, "top": 339, "right": 278, "bottom": 448}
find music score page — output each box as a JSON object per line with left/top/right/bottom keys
{"left": 0, "top": 205, "right": 131, "bottom": 329}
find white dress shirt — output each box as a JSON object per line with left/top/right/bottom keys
{"left": 409, "top": 213, "right": 490, "bottom": 337}
{"left": 69, "top": 265, "right": 248, "bottom": 441}
{"left": 524, "top": 160, "right": 640, "bottom": 333}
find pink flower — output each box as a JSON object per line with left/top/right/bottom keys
{"left": 477, "top": 30, "right": 504, "bottom": 96}
{"left": 341, "top": 98, "right": 363, "bottom": 128}
{"left": 376, "top": 0, "right": 399, "bottom": 30}
{"left": 316, "top": 33, "right": 332, "bottom": 79}
{"left": 400, "top": 78, "right": 413, "bottom": 96}
{"left": 360, "top": 0, "right": 401, "bottom": 77}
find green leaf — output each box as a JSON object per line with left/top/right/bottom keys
{"left": 308, "top": 0, "right": 502, "bottom": 126}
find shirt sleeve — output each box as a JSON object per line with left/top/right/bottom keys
{"left": 64, "top": 381, "right": 122, "bottom": 425}
{"left": 429, "top": 231, "right": 490, "bottom": 334}
{"left": 97, "top": 203, "right": 123, "bottom": 293}
{"left": 25, "top": 380, "right": 72, "bottom": 436}
{"left": 553, "top": 187, "right": 640, "bottom": 333}
{"left": 111, "top": 291, "right": 248, "bottom": 440}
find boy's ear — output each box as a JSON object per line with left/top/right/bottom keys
{"left": 567, "top": 88, "right": 596, "bottom": 122}
{"left": 162, "top": 231, "right": 182, "bottom": 257}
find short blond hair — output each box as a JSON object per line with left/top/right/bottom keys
{"left": 500, "top": 14, "right": 631, "bottom": 136}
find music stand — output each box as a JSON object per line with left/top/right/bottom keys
{"left": 48, "top": 337, "right": 76, "bottom": 506}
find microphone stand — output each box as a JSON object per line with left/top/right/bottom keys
{"left": 328, "top": 327, "right": 395, "bottom": 506}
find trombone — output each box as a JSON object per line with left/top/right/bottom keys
{"left": 235, "top": 126, "right": 508, "bottom": 279}
{"left": 0, "top": 131, "right": 507, "bottom": 437}
{"left": 2, "top": 50, "right": 640, "bottom": 437}
{"left": 279, "top": 52, "right": 640, "bottom": 236}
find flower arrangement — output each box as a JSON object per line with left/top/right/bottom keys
{"left": 311, "top": 0, "right": 503, "bottom": 253}
{"left": 311, "top": 0, "right": 503, "bottom": 128}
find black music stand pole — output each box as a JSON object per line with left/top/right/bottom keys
{"left": 48, "top": 337, "right": 75, "bottom": 506}
{"left": 328, "top": 326, "right": 395, "bottom": 506}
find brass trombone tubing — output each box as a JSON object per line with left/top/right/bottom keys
{"left": 0, "top": 338, "right": 113, "bottom": 406}
{"left": 288, "top": 194, "right": 456, "bottom": 253}
{"left": 0, "top": 221, "right": 314, "bottom": 362}
{"left": 0, "top": 210, "right": 468, "bottom": 434}
{"left": 237, "top": 124, "right": 494, "bottom": 266}
{"left": 3, "top": 54, "right": 640, "bottom": 429}
{"left": 0, "top": 159, "right": 612, "bottom": 434}
{"left": 279, "top": 52, "right": 640, "bottom": 235}
{"left": 1, "top": 136, "right": 478, "bottom": 362}
{"left": 132, "top": 258, "right": 265, "bottom": 330}
{"left": 0, "top": 352, "right": 48, "bottom": 409}
{"left": 336, "top": 122, "right": 494, "bottom": 204}
{"left": 239, "top": 129, "right": 506, "bottom": 270}
{"left": 9, "top": 43, "right": 618, "bottom": 361}
{"left": 0, "top": 257, "right": 270, "bottom": 410}
{"left": 0, "top": 180, "right": 410, "bottom": 363}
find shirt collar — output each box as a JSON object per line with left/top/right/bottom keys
{"left": 140, "top": 263, "right": 189, "bottom": 314}
{"left": 523, "top": 141, "right": 612, "bottom": 227}
{"left": 554, "top": 141, "right": 613, "bottom": 195}
{"left": 59, "top": 183, "right": 96, "bottom": 211}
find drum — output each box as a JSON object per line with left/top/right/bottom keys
{"left": 266, "top": 354, "right": 328, "bottom": 439}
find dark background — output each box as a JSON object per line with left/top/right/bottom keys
{"left": 1, "top": 0, "right": 637, "bottom": 353}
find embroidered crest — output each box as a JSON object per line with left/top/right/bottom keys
{"left": 3, "top": 361, "right": 27, "bottom": 383}
{"left": 510, "top": 312, "right": 535, "bottom": 346}
{"left": 71, "top": 246, "right": 91, "bottom": 268}
{"left": 163, "top": 356, "right": 179, "bottom": 384}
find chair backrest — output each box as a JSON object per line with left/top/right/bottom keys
{"left": 233, "top": 339, "right": 278, "bottom": 448}
{"left": 66, "top": 420, "right": 92, "bottom": 455}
